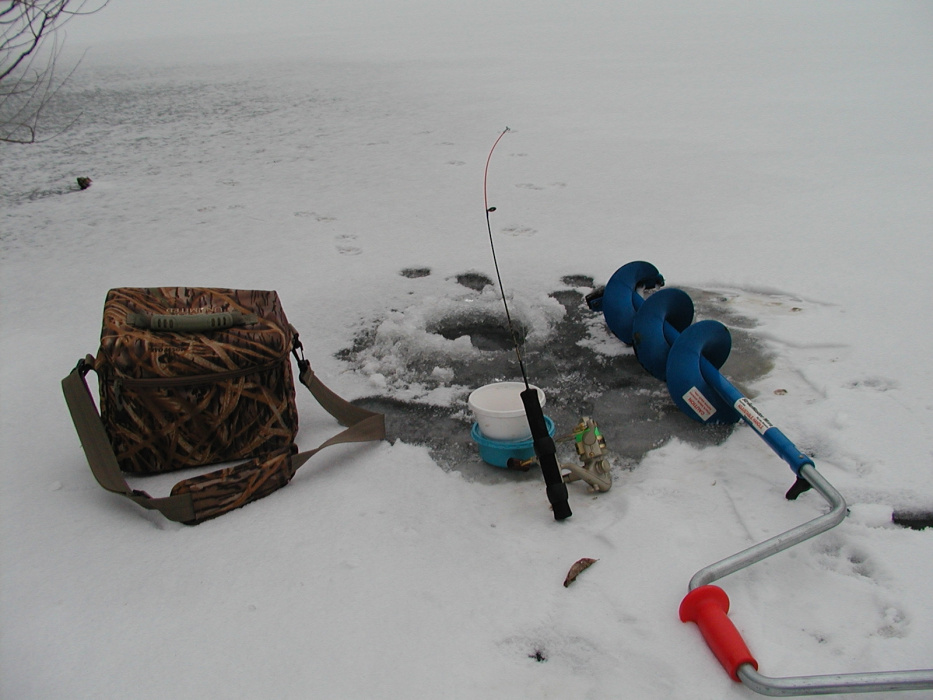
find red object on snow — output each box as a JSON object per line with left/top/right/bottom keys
{"left": 679, "top": 585, "right": 759, "bottom": 682}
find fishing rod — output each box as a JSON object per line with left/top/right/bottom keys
{"left": 483, "top": 127, "right": 572, "bottom": 521}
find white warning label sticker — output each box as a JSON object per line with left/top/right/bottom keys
{"left": 735, "top": 397, "right": 773, "bottom": 435}
{"left": 683, "top": 387, "right": 717, "bottom": 421}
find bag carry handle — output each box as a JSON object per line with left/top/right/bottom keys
{"left": 126, "top": 311, "right": 259, "bottom": 332}
{"left": 62, "top": 351, "right": 385, "bottom": 524}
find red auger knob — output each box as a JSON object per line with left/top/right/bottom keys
{"left": 679, "top": 585, "right": 758, "bottom": 682}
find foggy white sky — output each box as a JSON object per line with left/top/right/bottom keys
{"left": 62, "top": 1, "right": 933, "bottom": 64}
{"left": 63, "top": 0, "right": 526, "bottom": 45}
{"left": 58, "top": 0, "right": 606, "bottom": 66}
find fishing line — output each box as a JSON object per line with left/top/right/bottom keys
{"left": 482, "top": 126, "right": 572, "bottom": 520}
{"left": 483, "top": 126, "right": 530, "bottom": 389}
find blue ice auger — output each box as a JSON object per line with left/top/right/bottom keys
{"left": 587, "top": 261, "right": 933, "bottom": 696}
{"left": 586, "top": 260, "right": 813, "bottom": 484}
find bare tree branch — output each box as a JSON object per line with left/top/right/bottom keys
{"left": 1, "top": 1, "right": 109, "bottom": 143}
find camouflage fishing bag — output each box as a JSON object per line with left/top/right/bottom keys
{"left": 62, "top": 287, "right": 385, "bottom": 524}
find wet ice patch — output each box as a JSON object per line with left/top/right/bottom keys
{"left": 340, "top": 271, "right": 776, "bottom": 482}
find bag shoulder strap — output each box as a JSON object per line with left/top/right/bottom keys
{"left": 62, "top": 352, "right": 385, "bottom": 525}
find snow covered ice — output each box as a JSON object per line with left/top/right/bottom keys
{"left": 2, "top": 2, "right": 932, "bottom": 698}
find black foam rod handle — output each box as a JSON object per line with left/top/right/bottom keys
{"left": 521, "top": 388, "right": 572, "bottom": 520}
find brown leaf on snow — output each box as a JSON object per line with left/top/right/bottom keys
{"left": 563, "top": 558, "right": 598, "bottom": 587}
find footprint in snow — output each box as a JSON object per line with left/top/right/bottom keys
{"left": 295, "top": 211, "right": 336, "bottom": 222}
{"left": 847, "top": 376, "right": 898, "bottom": 392}
{"left": 501, "top": 225, "right": 537, "bottom": 237}
{"left": 876, "top": 605, "right": 909, "bottom": 639}
{"left": 814, "top": 535, "right": 878, "bottom": 580}
{"left": 336, "top": 233, "right": 362, "bottom": 256}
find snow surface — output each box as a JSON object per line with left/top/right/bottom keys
{"left": 2, "top": 2, "right": 932, "bottom": 698}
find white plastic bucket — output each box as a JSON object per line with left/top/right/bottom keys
{"left": 468, "top": 382, "right": 545, "bottom": 442}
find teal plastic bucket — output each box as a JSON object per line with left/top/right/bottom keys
{"left": 471, "top": 416, "right": 555, "bottom": 468}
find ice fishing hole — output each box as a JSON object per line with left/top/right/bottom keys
{"left": 400, "top": 267, "right": 431, "bottom": 279}
{"left": 561, "top": 274, "right": 595, "bottom": 288}
{"left": 428, "top": 312, "right": 526, "bottom": 351}
{"left": 455, "top": 272, "right": 493, "bottom": 291}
